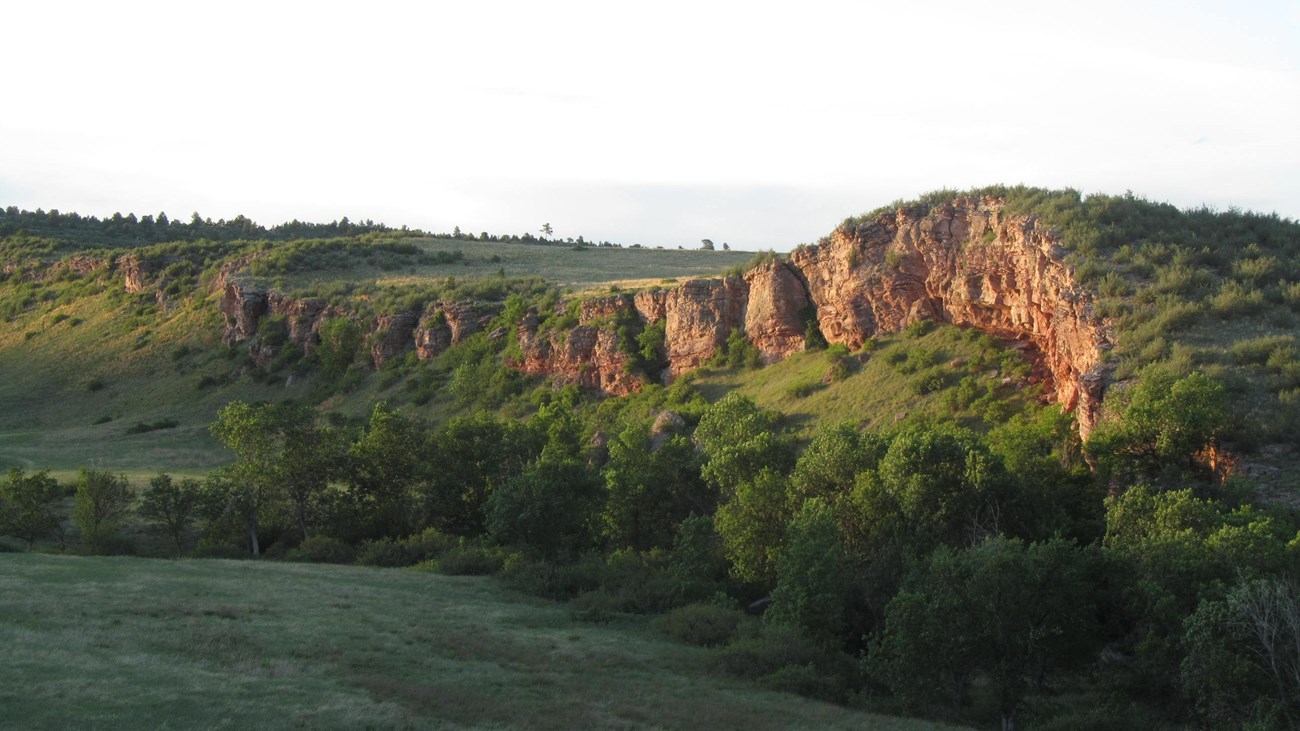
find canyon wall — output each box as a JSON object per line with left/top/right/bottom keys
{"left": 790, "top": 196, "right": 1112, "bottom": 434}
{"left": 213, "top": 197, "right": 1112, "bottom": 433}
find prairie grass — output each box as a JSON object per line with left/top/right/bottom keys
{"left": 0, "top": 554, "right": 960, "bottom": 730}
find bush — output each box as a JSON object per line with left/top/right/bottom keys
{"left": 358, "top": 528, "right": 458, "bottom": 567}
{"left": 431, "top": 542, "right": 504, "bottom": 575}
{"left": 356, "top": 538, "right": 416, "bottom": 568}
{"left": 785, "top": 380, "right": 824, "bottom": 398}
{"left": 651, "top": 603, "right": 746, "bottom": 647}
{"left": 501, "top": 555, "right": 605, "bottom": 599}
{"left": 287, "top": 536, "right": 356, "bottom": 564}
{"left": 910, "top": 367, "right": 946, "bottom": 395}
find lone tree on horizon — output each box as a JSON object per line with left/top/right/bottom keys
{"left": 541, "top": 223, "right": 554, "bottom": 238}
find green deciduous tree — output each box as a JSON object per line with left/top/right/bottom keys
{"left": 0, "top": 468, "right": 63, "bottom": 550}
{"left": 714, "top": 468, "right": 794, "bottom": 584}
{"left": 210, "top": 401, "right": 284, "bottom": 555}
{"left": 602, "top": 424, "right": 710, "bottom": 551}
{"left": 347, "top": 403, "right": 425, "bottom": 540}
{"left": 139, "top": 473, "right": 201, "bottom": 557}
{"left": 485, "top": 457, "right": 603, "bottom": 557}
{"left": 421, "top": 413, "right": 538, "bottom": 535}
{"left": 695, "top": 393, "right": 794, "bottom": 494}
{"left": 73, "top": 468, "right": 134, "bottom": 552}
{"left": 1086, "top": 370, "right": 1228, "bottom": 487}
{"left": 870, "top": 537, "right": 1100, "bottom": 730}
{"left": 766, "top": 498, "right": 853, "bottom": 647}
{"left": 317, "top": 317, "right": 363, "bottom": 380}
{"left": 1182, "top": 577, "right": 1300, "bottom": 730}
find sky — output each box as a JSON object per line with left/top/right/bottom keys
{"left": 2, "top": 0, "right": 1297, "bottom": 251}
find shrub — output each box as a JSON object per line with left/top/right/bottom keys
{"left": 430, "top": 542, "right": 504, "bottom": 575}
{"left": 651, "top": 603, "right": 746, "bottom": 647}
{"left": 356, "top": 538, "right": 415, "bottom": 568}
{"left": 357, "top": 528, "right": 457, "bottom": 567}
{"left": 903, "top": 318, "right": 934, "bottom": 337}
{"left": 911, "top": 367, "right": 946, "bottom": 395}
{"left": 784, "top": 380, "right": 824, "bottom": 398}
{"left": 287, "top": 536, "right": 356, "bottom": 564}
{"left": 1230, "top": 335, "right": 1296, "bottom": 366}
{"left": 1210, "top": 280, "right": 1265, "bottom": 317}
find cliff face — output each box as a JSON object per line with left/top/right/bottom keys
{"left": 210, "top": 196, "right": 1111, "bottom": 433}
{"left": 790, "top": 196, "right": 1112, "bottom": 435}
{"left": 515, "top": 305, "right": 643, "bottom": 395}
{"left": 370, "top": 310, "right": 420, "bottom": 368}
{"left": 414, "top": 301, "right": 489, "bottom": 360}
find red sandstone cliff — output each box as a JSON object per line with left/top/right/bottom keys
{"left": 210, "top": 196, "right": 1112, "bottom": 433}
{"left": 790, "top": 196, "right": 1112, "bottom": 435}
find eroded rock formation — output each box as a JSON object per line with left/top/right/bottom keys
{"left": 790, "top": 196, "right": 1113, "bottom": 435}
{"left": 516, "top": 307, "right": 642, "bottom": 395}
{"left": 370, "top": 310, "right": 420, "bottom": 368}
{"left": 208, "top": 196, "right": 1112, "bottom": 433}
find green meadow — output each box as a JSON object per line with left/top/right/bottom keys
{"left": 0, "top": 553, "right": 961, "bottom": 731}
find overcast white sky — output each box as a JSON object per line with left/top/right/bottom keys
{"left": 2, "top": 0, "right": 1297, "bottom": 250}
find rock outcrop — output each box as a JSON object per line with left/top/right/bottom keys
{"left": 743, "top": 261, "right": 810, "bottom": 364}
{"left": 267, "top": 294, "right": 336, "bottom": 353}
{"left": 117, "top": 254, "right": 156, "bottom": 294}
{"left": 205, "top": 196, "right": 1112, "bottom": 434}
{"left": 370, "top": 310, "right": 420, "bottom": 368}
{"left": 659, "top": 277, "right": 748, "bottom": 377}
{"left": 413, "top": 301, "right": 489, "bottom": 360}
{"left": 516, "top": 307, "right": 642, "bottom": 395}
{"left": 218, "top": 280, "right": 269, "bottom": 344}
{"left": 790, "top": 196, "right": 1113, "bottom": 435}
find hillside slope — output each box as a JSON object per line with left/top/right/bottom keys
{"left": 3, "top": 187, "right": 1299, "bottom": 487}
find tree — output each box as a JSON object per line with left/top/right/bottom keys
{"left": 73, "top": 469, "right": 134, "bottom": 551}
{"left": 695, "top": 393, "right": 794, "bottom": 494}
{"left": 862, "top": 425, "right": 1013, "bottom": 549}
{"left": 722, "top": 242, "right": 730, "bottom": 251}
{"left": 767, "top": 498, "right": 852, "bottom": 646}
{"left": 713, "top": 468, "right": 794, "bottom": 584}
{"left": 1085, "top": 370, "right": 1228, "bottom": 487}
{"left": 602, "top": 425, "right": 710, "bottom": 551}
{"left": 485, "top": 457, "right": 603, "bottom": 557}
{"left": 347, "top": 403, "right": 425, "bottom": 540}
{"left": 870, "top": 537, "right": 1100, "bottom": 729}
{"left": 139, "top": 474, "right": 201, "bottom": 557}
{"left": 540, "top": 223, "right": 554, "bottom": 238}
{"left": 421, "top": 413, "right": 538, "bottom": 535}
{"left": 210, "top": 401, "right": 284, "bottom": 555}
{"left": 1182, "top": 577, "right": 1300, "bottom": 730}
{"left": 0, "top": 468, "right": 63, "bottom": 550}
{"left": 700, "top": 239, "right": 715, "bottom": 251}
{"left": 790, "top": 423, "right": 886, "bottom": 505}
{"left": 317, "top": 318, "right": 362, "bottom": 380}
{"left": 278, "top": 405, "right": 343, "bottom": 541}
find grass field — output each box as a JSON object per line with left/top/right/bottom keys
{"left": 268, "top": 237, "right": 755, "bottom": 295}
{"left": 0, "top": 553, "right": 963, "bottom": 730}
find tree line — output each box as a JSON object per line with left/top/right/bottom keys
{"left": 2, "top": 371, "right": 1298, "bottom": 728}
